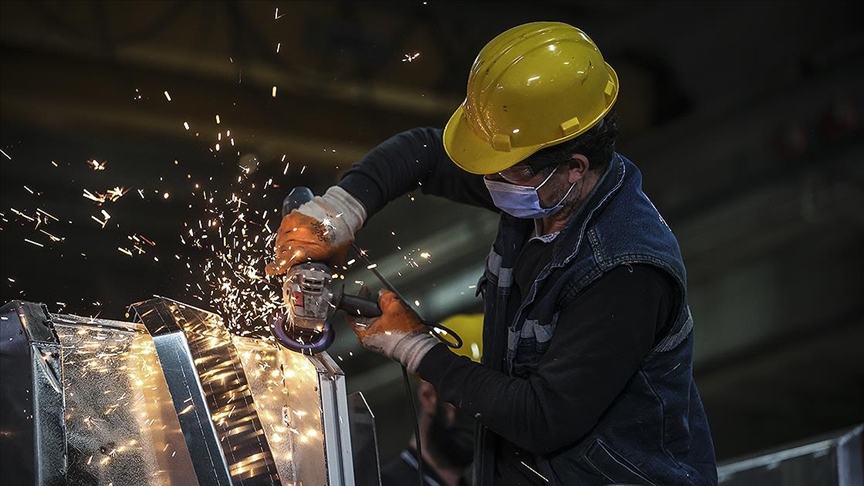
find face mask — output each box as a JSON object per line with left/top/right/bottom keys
{"left": 427, "top": 401, "right": 475, "bottom": 469}
{"left": 484, "top": 165, "right": 576, "bottom": 219}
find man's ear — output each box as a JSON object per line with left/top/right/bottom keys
{"left": 417, "top": 380, "right": 438, "bottom": 414}
{"left": 565, "top": 154, "right": 590, "bottom": 183}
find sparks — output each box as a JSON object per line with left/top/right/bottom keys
{"left": 107, "top": 187, "right": 129, "bottom": 200}
{"left": 10, "top": 207, "right": 35, "bottom": 222}
{"left": 39, "top": 229, "right": 62, "bottom": 242}
{"left": 90, "top": 210, "right": 111, "bottom": 228}
{"left": 83, "top": 187, "right": 128, "bottom": 204}
{"left": 87, "top": 159, "right": 107, "bottom": 171}
{"left": 36, "top": 208, "right": 59, "bottom": 221}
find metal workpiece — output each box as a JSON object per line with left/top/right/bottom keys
{"left": 1, "top": 299, "right": 199, "bottom": 486}
{"left": 347, "top": 391, "right": 382, "bottom": 486}
{"left": 2, "top": 296, "right": 381, "bottom": 485}
{"left": 1, "top": 300, "right": 66, "bottom": 486}
{"left": 127, "top": 295, "right": 364, "bottom": 485}
{"left": 310, "top": 352, "right": 356, "bottom": 486}
{"left": 129, "top": 297, "right": 249, "bottom": 485}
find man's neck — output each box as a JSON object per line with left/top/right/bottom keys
{"left": 539, "top": 171, "right": 599, "bottom": 235}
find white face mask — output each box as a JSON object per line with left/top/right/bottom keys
{"left": 484, "top": 165, "right": 576, "bottom": 219}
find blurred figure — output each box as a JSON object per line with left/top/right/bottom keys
{"left": 381, "top": 379, "right": 474, "bottom": 486}
{"left": 381, "top": 314, "right": 482, "bottom": 486}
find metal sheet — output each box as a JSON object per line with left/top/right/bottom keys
{"left": 348, "top": 391, "right": 382, "bottom": 486}
{"left": 130, "top": 296, "right": 362, "bottom": 485}
{"left": 312, "top": 352, "right": 356, "bottom": 486}
{"left": 718, "top": 424, "right": 864, "bottom": 486}
{"left": 0, "top": 300, "right": 66, "bottom": 486}
{"left": 3, "top": 297, "right": 380, "bottom": 485}
{"left": 1, "top": 300, "right": 201, "bottom": 486}
{"left": 52, "top": 314, "right": 199, "bottom": 486}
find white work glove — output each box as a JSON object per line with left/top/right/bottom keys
{"left": 265, "top": 186, "right": 367, "bottom": 276}
{"left": 348, "top": 288, "right": 439, "bottom": 373}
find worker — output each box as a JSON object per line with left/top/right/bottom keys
{"left": 267, "top": 21, "right": 718, "bottom": 486}
{"left": 379, "top": 314, "right": 483, "bottom": 486}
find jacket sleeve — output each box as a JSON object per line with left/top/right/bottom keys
{"left": 417, "top": 264, "right": 675, "bottom": 454}
{"left": 337, "top": 127, "right": 496, "bottom": 220}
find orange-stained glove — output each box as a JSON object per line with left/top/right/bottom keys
{"left": 265, "top": 187, "right": 366, "bottom": 276}
{"left": 265, "top": 211, "right": 352, "bottom": 274}
{"left": 347, "top": 288, "right": 440, "bottom": 373}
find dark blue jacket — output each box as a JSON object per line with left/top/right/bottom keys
{"left": 474, "top": 154, "right": 717, "bottom": 485}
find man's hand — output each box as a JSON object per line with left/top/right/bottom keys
{"left": 265, "top": 211, "right": 352, "bottom": 275}
{"left": 348, "top": 288, "right": 440, "bottom": 373}
{"left": 265, "top": 187, "right": 366, "bottom": 276}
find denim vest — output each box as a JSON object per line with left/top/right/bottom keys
{"left": 475, "top": 154, "right": 717, "bottom": 485}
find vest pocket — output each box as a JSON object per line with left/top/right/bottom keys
{"left": 583, "top": 438, "right": 659, "bottom": 486}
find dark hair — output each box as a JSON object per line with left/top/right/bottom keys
{"left": 524, "top": 110, "right": 619, "bottom": 174}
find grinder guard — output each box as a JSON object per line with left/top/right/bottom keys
{"left": 273, "top": 262, "right": 337, "bottom": 355}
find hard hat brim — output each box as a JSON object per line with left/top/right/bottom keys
{"left": 443, "top": 105, "right": 541, "bottom": 175}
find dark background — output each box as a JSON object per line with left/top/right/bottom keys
{"left": 2, "top": 0, "right": 862, "bottom": 469}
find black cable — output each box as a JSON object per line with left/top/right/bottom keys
{"left": 353, "top": 242, "right": 425, "bottom": 483}
{"left": 352, "top": 242, "right": 466, "bottom": 486}
{"left": 350, "top": 243, "right": 464, "bottom": 349}
{"left": 401, "top": 365, "right": 424, "bottom": 486}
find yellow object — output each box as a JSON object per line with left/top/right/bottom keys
{"left": 436, "top": 313, "right": 484, "bottom": 363}
{"left": 443, "top": 22, "right": 619, "bottom": 175}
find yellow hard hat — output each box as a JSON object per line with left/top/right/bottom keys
{"left": 435, "top": 313, "right": 483, "bottom": 363}
{"left": 443, "top": 22, "right": 619, "bottom": 175}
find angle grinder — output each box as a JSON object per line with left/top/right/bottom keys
{"left": 271, "top": 187, "right": 381, "bottom": 355}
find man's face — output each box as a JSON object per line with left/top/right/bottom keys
{"left": 427, "top": 401, "right": 475, "bottom": 469}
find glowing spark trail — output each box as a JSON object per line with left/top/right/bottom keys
{"left": 36, "top": 208, "right": 59, "bottom": 221}
{"left": 88, "top": 160, "right": 107, "bottom": 171}
{"left": 10, "top": 208, "right": 35, "bottom": 222}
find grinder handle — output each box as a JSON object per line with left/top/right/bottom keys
{"left": 338, "top": 293, "right": 382, "bottom": 318}
{"left": 283, "top": 186, "right": 315, "bottom": 216}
